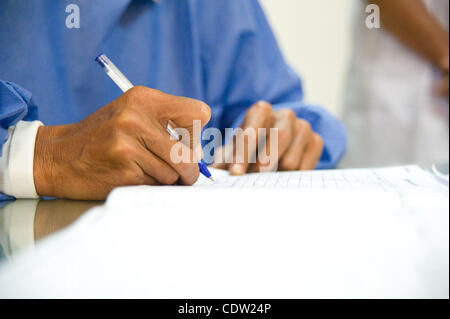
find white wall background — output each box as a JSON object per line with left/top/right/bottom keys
{"left": 260, "top": 0, "right": 354, "bottom": 117}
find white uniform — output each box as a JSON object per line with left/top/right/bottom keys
{"left": 341, "top": 0, "right": 449, "bottom": 168}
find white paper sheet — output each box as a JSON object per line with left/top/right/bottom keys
{"left": 195, "top": 165, "right": 447, "bottom": 193}
{"left": 0, "top": 166, "right": 448, "bottom": 298}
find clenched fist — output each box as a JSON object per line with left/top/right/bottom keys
{"left": 213, "top": 101, "right": 323, "bottom": 175}
{"left": 34, "top": 86, "right": 211, "bottom": 200}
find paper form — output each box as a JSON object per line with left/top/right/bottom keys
{"left": 195, "top": 165, "right": 447, "bottom": 195}
{"left": 0, "top": 165, "right": 447, "bottom": 298}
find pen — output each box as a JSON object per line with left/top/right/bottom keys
{"left": 95, "top": 53, "right": 214, "bottom": 182}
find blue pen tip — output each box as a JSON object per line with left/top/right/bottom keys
{"left": 198, "top": 159, "right": 213, "bottom": 179}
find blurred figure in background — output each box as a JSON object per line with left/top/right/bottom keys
{"left": 342, "top": 0, "right": 449, "bottom": 167}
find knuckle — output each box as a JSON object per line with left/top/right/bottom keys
{"left": 249, "top": 101, "right": 273, "bottom": 117}
{"left": 127, "top": 85, "right": 151, "bottom": 99}
{"left": 114, "top": 109, "right": 140, "bottom": 129}
{"left": 277, "top": 109, "right": 296, "bottom": 121}
{"left": 110, "top": 139, "right": 134, "bottom": 161}
{"left": 299, "top": 119, "right": 312, "bottom": 133}
{"left": 124, "top": 86, "right": 154, "bottom": 108}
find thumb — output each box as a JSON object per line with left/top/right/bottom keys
{"left": 152, "top": 91, "right": 211, "bottom": 162}
{"left": 159, "top": 94, "right": 211, "bottom": 129}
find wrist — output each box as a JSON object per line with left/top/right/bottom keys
{"left": 33, "top": 125, "right": 68, "bottom": 197}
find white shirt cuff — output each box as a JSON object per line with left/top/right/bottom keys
{"left": 2, "top": 121, "right": 43, "bottom": 198}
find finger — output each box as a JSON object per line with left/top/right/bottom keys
{"left": 121, "top": 162, "right": 161, "bottom": 187}
{"left": 299, "top": 133, "right": 324, "bottom": 171}
{"left": 135, "top": 149, "right": 180, "bottom": 185}
{"left": 169, "top": 120, "right": 204, "bottom": 163}
{"left": 140, "top": 120, "right": 200, "bottom": 185}
{"left": 140, "top": 173, "right": 161, "bottom": 186}
{"left": 125, "top": 86, "right": 212, "bottom": 129}
{"left": 434, "top": 75, "right": 449, "bottom": 96}
{"left": 211, "top": 145, "right": 231, "bottom": 170}
{"left": 229, "top": 101, "right": 273, "bottom": 175}
{"left": 249, "top": 109, "right": 295, "bottom": 173}
{"left": 438, "top": 56, "right": 449, "bottom": 73}
{"left": 279, "top": 119, "right": 311, "bottom": 171}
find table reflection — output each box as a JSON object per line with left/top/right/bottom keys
{"left": 0, "top": 199, "right": 103, "bottom": 262}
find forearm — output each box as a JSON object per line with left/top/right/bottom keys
{"left": 371, "top": 0, "right": 449, "bottom": 68}
{"left": 33, "top": 125, "right": 67, "bottom": 198}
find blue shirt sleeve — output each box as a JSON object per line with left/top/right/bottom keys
{"left": 197, "top": 0, "right": 347, "bottom": 168}
{"left": 1, "top": 80, "right": 39, "bottom": 152}
{"left": 1, "top": 80, "right": 39, "bottom": 201}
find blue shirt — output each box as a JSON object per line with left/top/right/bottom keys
{"left": 0, "top": 0, "right": 347, "bottom": 200}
